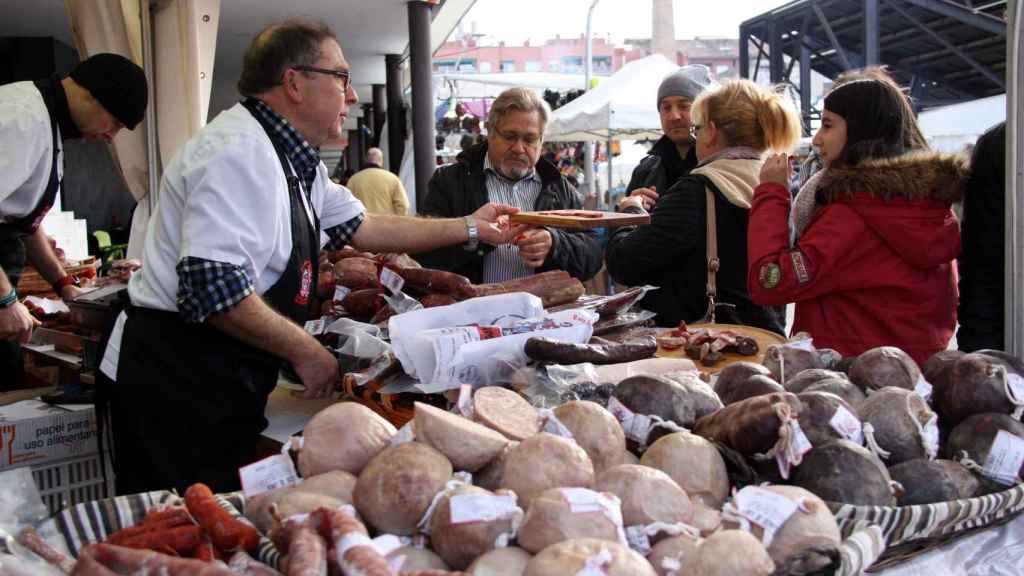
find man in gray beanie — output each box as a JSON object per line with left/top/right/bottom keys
{"left": 619, "top": 64, "right": 714, "bottom": 210}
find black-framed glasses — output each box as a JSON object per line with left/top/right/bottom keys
{"left": 292, "top": 65, "right": 351, "bottom": 90}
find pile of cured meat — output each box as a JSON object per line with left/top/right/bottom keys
{"left": 656, "top": 321, "right": 760, "bottom": 366}
{"left": 21, "top": 338, "right": 1024, "bottom": 575}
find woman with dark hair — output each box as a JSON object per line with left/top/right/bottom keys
{"left": 748, "top": 74, "right": 967, "bottom": 364}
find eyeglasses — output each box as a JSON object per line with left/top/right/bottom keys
{"left": 689, "top": 124, "right": 702, "bottom": 138}
{"left": 495, "top": 129, "right": 542, "bottom": 148}
{"left": 292, "top": 65, "right": 351, "bottom": 90}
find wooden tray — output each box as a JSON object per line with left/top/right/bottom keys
{"left": 510, "top": 210, "right": 650, "bottom": 229}
{"left": 654, "top": 322, "right": 785, "bottom": 374}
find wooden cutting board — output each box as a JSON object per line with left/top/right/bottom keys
{"left": 510, "top": 210, "right": 650, "bottom": 229}
{"left": 654, "top": 323, "right": 786, "bottom": 374}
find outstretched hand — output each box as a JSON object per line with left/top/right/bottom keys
{"left": 470, "top": 203, "right": 525, "bottom": 245}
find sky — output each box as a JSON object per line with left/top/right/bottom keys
{"left": 458, "top": 0, "right": 795, "bottom": 46}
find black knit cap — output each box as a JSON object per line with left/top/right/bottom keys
{"left": 69, "top": 53, "right": 148, "bottom": 130}
{"left": 823, "top": 78, "right": 906, "bottom": 166}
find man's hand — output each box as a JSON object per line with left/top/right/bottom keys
{"left": 515, "top": 228, "right": 553, "bottom": 268}
{"left": 0, "top": 302, "right": 41, "bottom": 343}
{"left": 470, "top": 203, "right": 521, "bottom": 245}
{"left": 60, "top": 284, "right": 84, "bottom": 302}
{"left": 760, "top": 153, "right": 791, "bottom": 188}
{"left": 619, "top": 186, "right": 659, "bottom": 211}
{"left": 617, "top": 195, "right": 647, "bottom": 212}
{"left": 292, "top": 345, "right": 339, "bottom": 399}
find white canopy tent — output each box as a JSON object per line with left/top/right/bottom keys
{"left": 545, "top": 53, "right": 680, "bottom": 142}
{"left": 917, "top": 94, "right": 1006, "bottom": 154}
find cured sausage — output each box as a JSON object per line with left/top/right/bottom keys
{"left": 524, "top": 336, "right": 657, "bottom": 365}
{"left": 396, "top": 268, "right": 471, "bottom": 295}
{"left": 457, "top": 271, "right": 584, "bottom": 307}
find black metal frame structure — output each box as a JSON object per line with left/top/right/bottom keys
{"left": 740, "top": 0, "right": 1007, "bottom": 134}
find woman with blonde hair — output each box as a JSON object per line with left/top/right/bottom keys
{"left": 748, "top": 72, "right": 965, "bottom": 364}
{"left": 606, "top": 80, "right": 801, "bottom": 333}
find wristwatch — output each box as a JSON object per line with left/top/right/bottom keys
{"left": 463, "top": 216, "right": 479, "bottom": 251}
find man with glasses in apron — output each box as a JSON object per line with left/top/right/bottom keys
{"left": 100, "top": 19, "right": 523, "bottom": 494}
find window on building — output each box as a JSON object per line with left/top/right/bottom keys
{"left": 593, "top": 56, "right": 612, "bottom": 74}
{"left": 525, "top": 60, "right": 542, "bottom": 72}
{"left": 480, "top": 61, "right": 493, "bottom": 73}
{"left": 501, "top": 60, "right": 516, "bottom": 72}
{"left": 561, "top": 56, "right": 584, "bottom": 74}
{"left": 433, "top": 59, "right": 457, "bottom": 73}
{"left": 548, "top": 59, "right": 561, "bottom": 72}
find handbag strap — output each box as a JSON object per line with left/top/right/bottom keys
{"left": 704, "top": 187, "right": 720, "bottom": 322}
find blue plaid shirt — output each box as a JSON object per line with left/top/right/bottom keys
{"left": 177, "top": 99, "right": 363, "bottom": 323}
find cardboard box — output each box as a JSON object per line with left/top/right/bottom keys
{"left": 0, "top": 400, "right": 97, "bottom": 470}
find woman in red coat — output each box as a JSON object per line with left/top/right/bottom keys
{"left": 747, "top": 74, "right": 967, "bottom": 365}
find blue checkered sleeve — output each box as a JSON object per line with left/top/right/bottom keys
{"left": 323, "top": 212, "right": 366, "bottom": 250}
{"left": 176, "top": 257, "right": 255, "bottom": 323}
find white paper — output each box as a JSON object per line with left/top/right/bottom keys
{"left": 389, "top": 292, "right": 545, "bottom": 378}
{"left": 23, "top": 296, "right": 70, "bottom": 315}
{"left": 625, "top": 525, "right": 652, "bottom": 556}
{"left": 606, "top": 395, "right": 652, "bottom": 444}
{"left": 734, "top": 486, "right": 799, "bottom": 547}
{"left": 457, "top": 384, "right": 475, "bottom": 418}
{"left": 984, "top": 430, "right": 1024, "bottom": 485}
{"left": 379, "top": 267, "right": 405, "bottom": 294}
{"left": 304, "top": 318, "right": 326, "bottom": 336}
{"left": 829, "top": 405, "right": 864, "bottom": 445}
{"left": 915, "top": 375, "right": 934, "bottom": 402}
{"left": 239, "top": 454, "right": 299, "bottom": 497}
{"left": 448, "top": 493, "right": 521, "bottom": 524}
{"left": 370, "top": 534, "right": 403, "bottom": 556}
{"left": 333, "top": 285, "right": 351, "bottom": 302}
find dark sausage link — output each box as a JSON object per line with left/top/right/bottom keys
{"left": 524, "top": 335, "right": 658, "bottom": 365}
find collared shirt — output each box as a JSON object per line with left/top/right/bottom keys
{"left": 173, "top": 101, "right": 364, "bottom": 323}
{"left": 0, "top": 80, "right": 67, "bottom": 222}
{"left": 481, "top": 155, "right": 542, "bottom": 283}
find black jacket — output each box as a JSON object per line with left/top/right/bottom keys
{"left": 607, "top": 156, "right": 784, "bottom": 333}
{"left": 958, "top": 122, "right": 1005, "bottom": 351}
{"left": 418, "top": 142, "right": 603, "bottom": 283}
{"left": 626, "top": 136, "right": 698, "bottom": 196}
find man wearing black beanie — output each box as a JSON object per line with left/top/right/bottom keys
{"left": 0, "top": 52, "right": 148, "bottom": 385}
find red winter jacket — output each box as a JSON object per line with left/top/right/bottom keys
{"left": 748, "top": 152, "right": 968, "bottom": 365}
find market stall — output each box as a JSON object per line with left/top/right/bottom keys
{"left": 4, "top": 241, "right": 1024, "bottom": 576}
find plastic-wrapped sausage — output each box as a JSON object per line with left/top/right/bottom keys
{"left": 524, "top": 336, "right": 658, "bottom": 365}
{"left": 341, "top": 289, "right": 387, "bottom": 318}
{"left": 395, "top": 268, "right": 470, "bottom": 295}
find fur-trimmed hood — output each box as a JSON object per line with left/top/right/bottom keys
{"left": 813, "top": 151, "right": 967, "bottom": 270}
{"left": 817, "top": 151, "right": 969, "bottom": 204}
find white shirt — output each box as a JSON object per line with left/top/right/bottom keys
{"left": 0, "top": 81, "right": 62, "bottom": 223}
{"left": 100, "top": 102, "right": 365, "bottom": 379}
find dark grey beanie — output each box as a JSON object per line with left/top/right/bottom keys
{"left": 657, "top": 64, "right": 715, "bottom": 107}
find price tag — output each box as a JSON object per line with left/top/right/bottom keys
{"left": 606, "top": 396, "right": 652, "bottom": 444}
{"left": 983, "top": 430, "right": 1024, "bottom": 485}
{"left": 776, "top": 419, "right": 813, "bottom": 480}
{"left": 625, "top": 525, "right": 652, "bottom": 556}
{"left": 449, "top": 493, "right": 521, "bottom": 524}
{"left": 829, "top": 405, "right": 864, "bottom": 445}
{"left": 914, "top": 375, "right": 933, "bottom": 402}
{"left": 457, "top": 383, "right": 475, "bottom": 418}
{"left": 239, "top": 453, "right": 299, "bottom": 497}
{"left": 790, "top": 420, "right": 813, "bottom": 457}
{"left": 1007, "top": 373, "right": 1024, "bottom": 403}
{"left": 379, "top": 267, "right": 405, "bottom": 294}
{"left": 733, "top": 486, "right": 799, "bottom": 547}
{"left": 333, "top": 285, "right": 351, "bottom": 302}
{"left": 390, "top": 421, "right": 415, "bottom": 446}
{"left": 304, "top": 318, "right": 326, "bottom": 336}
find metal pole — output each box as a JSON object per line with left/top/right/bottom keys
{"left": 1006, "top": 0, "right": 1022, "bottom": 356}
{"left": 385, "top": 54, "right": 404, "bottom": 174}
{"left": 865, "top": 0, "right": 880, "bottom": 66}
{"left": 800, "top": 42, "right": 812, "bottom": 136}
{"left": 607, "top": 133, "right": 613, "bottom": 201}
{"left": 584, "top": 0, "right": 600, "bottom": 208}
{"left": 408, "top": 0, "right": 435, "bottom": 212}
{"left": 372, "top": 83, "right": 386, "bottom": 148}
{"left": 140, "top": 0, "right": 159, "bottom": 211}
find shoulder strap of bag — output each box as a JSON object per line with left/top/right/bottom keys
{"left": 690, "top": 174, "right": 720, "bottom": 323}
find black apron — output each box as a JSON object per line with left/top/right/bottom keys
{"left": 0, "top": 79, "right": 63, "bottom": 389}
{"left": 110, "top": 100, "right": 320, "bottom": 494}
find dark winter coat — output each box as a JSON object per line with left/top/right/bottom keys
{"left": 626, "top": 135, "right": 698, "bottom": 197}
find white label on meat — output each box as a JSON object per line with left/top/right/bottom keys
{"left": 337, "top": 531, "right": 374, "bottom": 557}
{"left": 371, "top": 534, "right": 403, "bottom": 556}
{"left": 829, "top": 405, "right": 864, "bottom": 445}
{"left": 239, "top": 453, "right": 299, "bottom": 497}
{"left": 914, "top": 375, "right": 934, "bottom": 402}
{"left": 575, "top": 549, "right": 613, "bottom": 576}
{"left": 733, "top": 486, "right": 799, "bottom": 547}
{"left": 559, "top": 488, "right": 627, "bottom": 545}
{"left": 390, "top": 421, "right": 415, "bottom": 446}
{"left": 790, "top": 420, "right": 813, "bottom": 457}
{"left": 625, "top": 525, "right": 652, "bottom": 556}
{"left": 333, "top": 285, "right": 351, "bottom": 302}
{"left": 457, "top": 383, "right": 475, "bottom": 418}
{"left": 983, "top": 430, "right": 1024, "bottom": 485}
{"left": 606, "top": 396, "right": 653, "bottom": 444}
{"left": 303, "top": 318, "right": 326, "bottom": 335}
{"left": 379, "top": 267, "right": 405, "bottom": 294}
{"left": 921, "top": 414, "right": 940, "bottom": 460}
{"left": 1007, "top": 374, "right": 1024, "bottom": 404}
{"left": 449, "top": 493, "right": 521, "bottom": 524}
{"left": 540, "top": 410, "right": 576, "bottom": 440}
{"left": 785, "top": 338, "right": 815, "bottom": 352}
